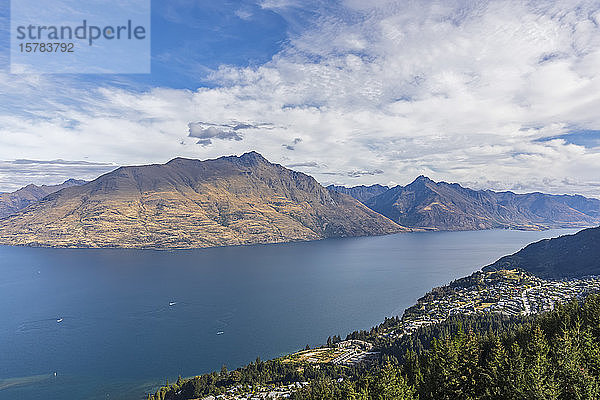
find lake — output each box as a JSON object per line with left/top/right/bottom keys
{"left": 0, "top": 228, "right": 579, "bottom": 400}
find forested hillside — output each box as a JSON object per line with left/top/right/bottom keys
{"left": 484, "top": 226, "right": 600, "bottom": 278}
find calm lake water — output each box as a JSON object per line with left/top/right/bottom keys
{"left": 0, "top": 228, "right": 579, "bottom": 400}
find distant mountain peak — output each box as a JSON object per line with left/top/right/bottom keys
{"left": 236, "top": 151, "right": 269, "bottom": 166}
{"left": 0, "top": 179, "right": 87, "bottom": 219}
{"left": 240, "top": 150, "right": 264, "bottom": 158}
{"left": 365, "top": 176, "right": 600, "bottom": 231}
{"left": 327, "top": 184, "right": 390, "bottom": 203}
{"left": 62, "top": 178, "right": 87, "bottom": 185}
{"left": 410, "top": 175, "right": 434, "bottom": 185}
{"left": 167, "top": 152, "right": 270, "bottom": 167}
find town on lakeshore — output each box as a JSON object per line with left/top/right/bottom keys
{"left": 178, "top": 268, "right": 600, "bottom": 400}
{"left": 384, "top": 269, "right": 600, "bottom": 339}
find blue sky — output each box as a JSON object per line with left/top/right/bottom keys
{"left": 142, "top": 0, "right": 291, "bottom": 88}
{"left": 1, "top": 0, "right": 600, "bottom": 196}
{"left": 536, "top": 129, "right": 600, "bottom": 148}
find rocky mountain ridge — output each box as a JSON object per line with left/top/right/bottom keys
{"left": 0, "top": 179, "right": 87, "bottom": 219}
{"left": 330, "top": 176, "right": 600, "bottom": 231}
{"left": 0, "top": 152, "right": 405, "bottom": 249}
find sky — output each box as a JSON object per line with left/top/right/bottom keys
{"left": 1, "top": 0, "right": 600, "bottom": 196}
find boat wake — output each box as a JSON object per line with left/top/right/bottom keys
{"left": 0, "top": 373, "right": 54, "bottom": 391}
{"left": 17, "top": 318, "right": 66, "bottom": 333}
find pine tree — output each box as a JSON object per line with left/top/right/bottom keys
{"left": 340, "top": 379, "right": 358, "bottom": 400}
{"left": 456, "top": 329, "right": 481, "bottom": 398}
{"left": 524, "top": 325, "right": 558, "bottom": 400}
{"left": 481, "top": 336, "right": 508, "bottom": 399}
{"left": 372, "top": 362, "right": 415, "bottom": 400}
{"left": 554, "top": 323, "right": 600, "bottom": 399}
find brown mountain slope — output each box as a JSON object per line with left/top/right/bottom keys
{"left": 0, "top": 152, "right": 406, "bottom": 249}
{"left": 0, "top": 179, "right": 87, "bottom": 219}
{"left": 365, "top": 176, "right": 600, "bottom": 231}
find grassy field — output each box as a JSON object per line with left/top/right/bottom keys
{"left": 281, "top": 348, "right": 344, "bottom": 365}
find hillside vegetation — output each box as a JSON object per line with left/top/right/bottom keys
{"left": 484, "top": 226, "right": 600, "bottom": 278}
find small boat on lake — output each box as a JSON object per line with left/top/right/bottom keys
{"left": 169, "top": 302, "right": 177, "bottom": 306}
{"left": 56, "top": 318, "right": 63, "bottom": 323}
{"left": 216, "top": 331, "right": 224, "bottom": 335}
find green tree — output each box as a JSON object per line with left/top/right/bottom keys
{"left": 372, "top": 362, "right": 415, "bottom": 400}
{"left": 524, "top": 325, "right": 558, "bottom": 400}
{"left": 481, "top": 336, "right": 508, "bottom": 399}
{"left": 554, "top": 324, "right": 599, "bottom": 400}
{"left": 456, "top": 330, "right": 482, "bottom": 398}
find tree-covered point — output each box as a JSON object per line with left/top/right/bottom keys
{"left": 484, "top": 225, "right": 600, "bottom": 279}
{"left": 151, "top": 294, "right": 600, "bottom": 400}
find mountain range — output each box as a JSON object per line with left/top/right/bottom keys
{"left": 1, "top": 152, "right": 599, "bottom": 249}
{"left": 0, "top": 152, "right": 404, "bottom": 249}
{"left": 0, "top": 179, "right": 86, "bottom": 219}
{"left": 325, "top": 184, "right": 389, "bottom": 203}
{"left": 330, "top": 176, "right": 600, "bottom": 231}
{"left": 484, "top": 226, "right": 600, "bottom": 279}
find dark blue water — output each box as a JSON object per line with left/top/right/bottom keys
{"left": 0, "top": 229, "right": 578, "bottom": 399}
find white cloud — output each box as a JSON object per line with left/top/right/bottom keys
{"left": 0, "top": 159, "right": 117, "bottom": 192}
{"left": 235, "top": 8, "right": 254, "bottom": 20}
{"left": 1, "top": 0, "right": 600, "bottom": 196}
{"left": 187, "top": 121, "right": 270, "bottom": 146}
